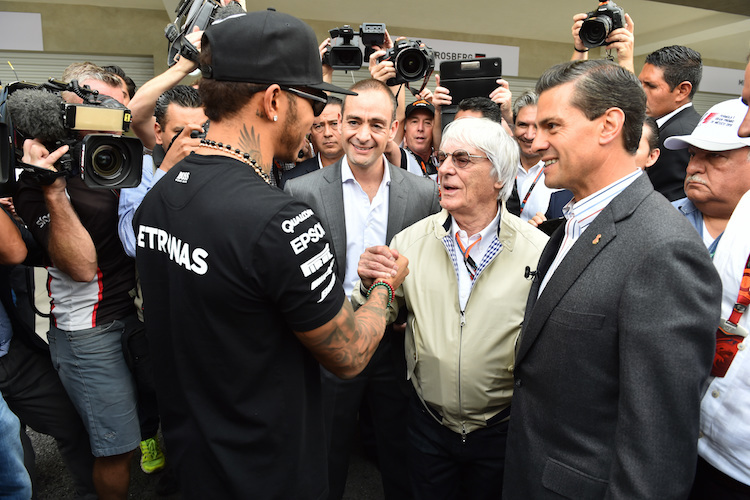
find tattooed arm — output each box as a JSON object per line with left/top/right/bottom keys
{"left": 294, "top": 253, "right": 409, "bottom": 379}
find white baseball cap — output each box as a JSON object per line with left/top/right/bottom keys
{"left": 664, "top": 98, "right": 750, "bottom": 151}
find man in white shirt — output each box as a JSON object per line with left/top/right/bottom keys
{"left": 508, "top": 91, "right": 564, "bottom": 221}
{"left": 285, "top": 78, "right": 439, "bottom": 500}
{"left": 666, "top": 96, "right": 750, "bottom": 498}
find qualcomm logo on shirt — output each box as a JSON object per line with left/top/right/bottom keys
{"left": 137, "top": 225, "right": 208, "bottom": 275}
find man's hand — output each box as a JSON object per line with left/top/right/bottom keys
{"left": 173, "top": 27, "right": 203, "bottom": 71}
{"left": 571, "top": 12, "right": 589, "bottom": 59}
{"left": 0, "top": 197, "right": 16, "bottom": 218}
{"left": 528, "top": 212, "right": 547, "bottom": 228}
{"left": 432, "top": 75, "right": 452, "bottom": 109}
{"left": 489, "top": 79, "right": 513, "bottom": 125}
{"left": 319, "top": 38, "right": 333, "bottom": 83}
{"left": 358, "top": 245, "right": 402, "bottom": 289}
{"left": 22, "top": 139, "right": 96, "bottom": 282}
{"left": 22, "top": 139, "right": 70, "bottom": 193}
{"left": 160, "top": 124, "right": 205, "bottom": 172}
{"left": 417, "top": 87, "right": 434, "bottom": 104}
{"left": 369, "top": 49, "right": 396, "bottom": 84}
{"left": 604, "top": 13, "right": 635, "bottom": 73}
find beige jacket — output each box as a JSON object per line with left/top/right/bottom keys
{"left": 356, "top": 206, "right": 547, "bottom": 435}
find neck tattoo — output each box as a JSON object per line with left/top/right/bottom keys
{"left": 198, "top": 139, "right": 271, "bottom": 185}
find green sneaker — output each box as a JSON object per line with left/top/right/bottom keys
{"left": 139, "top": 437, "right": 166, "bottom": 474}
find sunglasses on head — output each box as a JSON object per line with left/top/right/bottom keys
{"left": 280, "top": 86, "right": 328, "bottom": 116}
{"left": 436, "top": 150, "right": 490, "bottom": 168}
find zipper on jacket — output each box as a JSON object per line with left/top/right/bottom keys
{"left": 459, "top": 309, "right": 466, "bottom": 443}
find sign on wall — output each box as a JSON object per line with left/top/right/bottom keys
{"left": 700, "top": 66, "right": 745, "bottom": 96}
{"left": 413, "top": 38, "right": 520, "bottom": 76}
{"left": 0, "top": 13, "right": 43, "bottom": 51}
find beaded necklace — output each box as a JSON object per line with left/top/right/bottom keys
{"left": 198, "top": 139, "right": 271, "bottom": 185}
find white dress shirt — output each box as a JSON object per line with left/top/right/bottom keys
{"left": 341, "top": 156, "right": 391, "bottom": 297}
{"left": 698, "top": 189, "right": 750, "bottom": 485}
{"left": 516, "top": 160, "right": 557, "bottom": 221}
{"left": 539, "top": 169, "right": 642, "bottom": 296}
{"left": 450, "top": 207, "right": 502, "bottom": 310}
{"left": 656, "top": 102, "right": 694, "bottom": 128}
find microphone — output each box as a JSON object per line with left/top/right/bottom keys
{"left": 6, "top": 89, "right": 67, "bottom": 143}
{"left": 214, "top": 1, "right": 245, "bottom": 21}
{"left": 524, "top": 266, "right": 537, "bottom": 280}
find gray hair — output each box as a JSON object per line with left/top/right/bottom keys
{"left": 512, "top": 90, "right": 538, "bottom": 124}
{"left": 440, "top": 117, "right": 518, "bottom": 202}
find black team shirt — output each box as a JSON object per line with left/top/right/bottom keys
{"left": 134, "top": 153, "right": 345, "bottom": 500}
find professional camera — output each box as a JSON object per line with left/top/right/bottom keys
{"left": 379, "top": 39, "right": 435, "bottom": 87}
{"left": 580, "top": 0, "right": 625, "bottom": 49}
{"left": 0, "top": 79, "right": 142, "bottom": 191}
{"left": 164, "top": 0, "right": 244, "bottom": 67}
{"left": 323, "top": 25, "right": 363, "bottom": 70}
{"left": 359, "top": 23, "right": 386, "bottom": 61}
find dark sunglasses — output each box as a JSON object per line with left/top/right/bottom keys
{"left": 280, "top": 86, "right": 329, "bottom": 116}
{"left": 436, "top": 150, "right": 490, "bottom": 169}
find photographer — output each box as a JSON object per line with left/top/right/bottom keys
{"left": 570, "top": 10, "right": 635, "bottom": 73}
{"left": 368, "top": 35, "right": 441, "bottom": 178}
{"left": 14, "top": 62, "right": 141, "bottom": 500}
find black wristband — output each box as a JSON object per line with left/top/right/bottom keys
{"left": 574, "top": 46, "right": 589, "bottom": 53}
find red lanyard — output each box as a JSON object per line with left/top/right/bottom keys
{"left": 518, "top": 167, "right": 545, "bottom": 215}
{"left": 455, "top": 233, "right": 481, "bottom": 280}
{"left": 727, "top": 252, "right": 750, "bottom": 326}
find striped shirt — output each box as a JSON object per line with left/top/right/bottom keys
{"left": 538, "top": 169, "right": 642, "bottom": 296}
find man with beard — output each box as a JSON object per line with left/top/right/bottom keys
{"left": 134, "top": 10, "right": 409, "bottom": 499}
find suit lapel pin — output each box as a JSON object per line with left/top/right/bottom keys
{"left": 592, "top": 234, "right": 602, "bottom": 245}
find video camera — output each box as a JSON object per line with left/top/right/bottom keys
{"left": 0, "top": 79, "right": 142, "bottom": 194}
{"left": 580, "top": 0, "right": 625, "bottom": 49}
{"left": 164, "top": 0, "right": 244, "bottom": 67}
{"left": 322, "top": 23, "right": 387, "bottom": 71}
{"left": 379, "top": 39, "right": 435, "bottom": 87}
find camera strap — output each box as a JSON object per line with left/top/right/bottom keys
{"left": 406, "top": 71, "right": 432, "bottom": 97}
{"left": 19, "top": 162, "right": 68, "bottom": 185}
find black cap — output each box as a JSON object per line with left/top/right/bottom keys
{"left": 405, "top": 99, "right": 435, "bottom": 118}
{"left": 200, "top": 9, "right": 355, "bottom": 96}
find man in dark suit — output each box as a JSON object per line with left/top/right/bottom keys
{"left": 503, "top": 60, "right": 722, "bottom": 499}
{"left": 638, "top": 45, "right": 702, "bottom": 201}
{"left": 281, "top": 97, "right": 344, "bottom": 187}
{"left": 285, "top": 78, "right": 440, "bottom": 500}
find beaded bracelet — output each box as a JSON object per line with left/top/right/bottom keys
{"left": 366, "top": 280, "right": 395, "bottom": 309}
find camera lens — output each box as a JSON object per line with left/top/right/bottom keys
{"left": 580, "top": 17, "right": 613, "bottom": 49}
{"left": 91, "top": 144, "right": 124, "bottom": 179}
{"left": 397, "top": 49, "right": 426, "bottom": 81}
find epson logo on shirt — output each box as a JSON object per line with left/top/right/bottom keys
{"left": 290, "top": 223, "right": 326, "bottom": 255}
{"left": 282, "top": 209, "right": 314, "bottom": 233}
{"left": 137, "top": 224, "right": 208, "bottom": 275}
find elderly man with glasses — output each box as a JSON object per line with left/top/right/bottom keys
{"left": 354, "top": 117, "right": 548, "bottom": 500}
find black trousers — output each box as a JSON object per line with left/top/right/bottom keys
{"left": 408, "top": 394, "right": 508, "bottom": 500}
{"left": 689, "top": 456, "right": 750, "bottom": 500}
{"left": 321, "top": 330, "right": 411, "bottom": 500}
{"left": 0, "top": 335, "right": 96, "bottom": 500}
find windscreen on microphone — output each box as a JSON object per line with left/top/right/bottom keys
{"left": 6, "top": 89, "right": 67, "bottom": 143}
{"left": 213, "top": 1, "right": 245, "bottom": 21}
